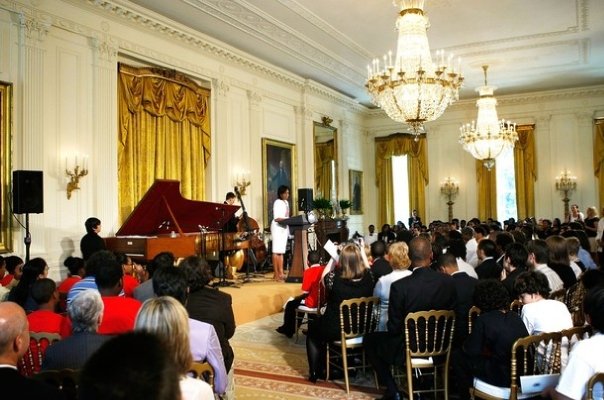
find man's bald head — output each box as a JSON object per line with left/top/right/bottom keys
{"left": 0, "top": 302, "right": 29, "bottom": 363}
{"left": 409, "top": 236, "right": 433, "bottom": 266}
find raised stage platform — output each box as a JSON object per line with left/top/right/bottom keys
{"left": 219, "top": 273, "right": 301, "bottom": 325}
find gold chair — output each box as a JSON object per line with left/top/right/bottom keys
{"left": 401, "top": 310, "right": 455, "bottom": 400}
{"left": 468, "top": 306, "right": 481, "bottom": 334}
{"left": 559, "top": 325, "right": 593, "bottom": 370}
{"left": 17, "top": 332, "right": 61, "bottom": 376}
{"left": 550, "top": 288, "right": 567, "bottom": 303}
{"left": 32, "top": 369, "right": 79, "bottom": 400}
{"left": 510, "top": 299, "right": 523, "bottom": 314}
{"left": 325, "top": 296, "right": 380, "bottom": 394}
{"left": 564, "top": 281, "right": 586, "bottom": 326}
{"left": 587, "top": 372, "right": 604, "bottom": 400}
{"left": 471, "top": 331, "right": 562, "bottom": 400}
{"left": 188, "top": 361, "right": 214, "bottom": 390}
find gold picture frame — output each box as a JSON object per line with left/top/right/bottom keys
{"left": 0, "top": 82, "right": 13, "bottom": 252}
{"left": 262, "top": 138, "right": 296, "bottom": 228}
{"left": 349, "top": 169, "right": 363, "bottom": 215}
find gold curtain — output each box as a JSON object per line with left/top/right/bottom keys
{"left": 594, "top": 119, "right": 604, "bottom": 210}
{"left": 375, "top": 134, "right": 428, "bottom": 226}
{"left": 476, "top": 161, "right": 497, "bottom": 220}
{"left": 514, "top": 124, "right": 536, "bottom": 219}
{"left": 118, "top": 64, "right": 211, "bottom": 221}
{"left": 314, "top": 140, "right": 334, "bottom": 198}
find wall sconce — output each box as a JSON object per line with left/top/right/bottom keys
{"left": 234, "top": 170, "right": 251, "bottom": 196}
{"left": 65, "top": 154, "right": 88, "bottom": 199}
{"left": 555, "top": 169, "right": 577, "bottom": 220}
{"left": 440, "top": 177, "right": 459, "bottom": 222}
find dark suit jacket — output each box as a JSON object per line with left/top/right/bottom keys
{"left": 80, "top": 232, "right": 106, "bottom": 261}
{"left": 371, "top": 257, "right": 392, "bottom": 282}
{"left": 451, "top": 272, "right": 478, "bottom": 347}
{"left": 475, "top": 258, "right": 501, "bottom": 280}
{"left": 502, "top": 268, "right": 525, "bottom": 297}
{"left": 42, "top": 332, "right": 112, "bottom": 371}
{"left": 186, "top": 287, "right": 236, "bottom": 372}
{"left": 0, "top": 367, "right": 64, "bottom": 399}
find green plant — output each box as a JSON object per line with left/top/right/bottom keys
{"left": 339, "top": 199, "right": 352, "bottom": 211}
{"left": 311, "top": 197, "right": 333, "bottom": 218}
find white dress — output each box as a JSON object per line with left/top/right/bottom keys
{"left": 270, "top": 199, "right": 289, "bottom": 254}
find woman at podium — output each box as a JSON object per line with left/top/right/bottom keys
{"left": 271, "top": 185, "right": 290, "bottom": 281}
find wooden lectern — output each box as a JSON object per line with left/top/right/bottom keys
{"left": 279, "top": 214, "right": 313, "bottom": 283}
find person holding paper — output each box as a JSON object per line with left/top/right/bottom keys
{"left": 270, "top": 185, "right": 290, "bottom": 281}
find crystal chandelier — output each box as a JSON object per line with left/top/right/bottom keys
{"left": 459, "top": 65, "right": 518, "bottom": 170}
{"left": 365, "top": 0, "right": 464, "bottom": 139}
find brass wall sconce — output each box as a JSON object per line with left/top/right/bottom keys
{"left": 555, "top": 169, "right": 577, "bottom": 220}
{"left": 440, "top": 177, "right": 459, "bottom": 222}
{"left": 65, "top": 155, "right": 88, "bottom": 199}
{"left": 234, "top": 170, "right": 251, "bottom": 196}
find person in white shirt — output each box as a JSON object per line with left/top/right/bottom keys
{"left": 527, "top": 239, "right": 564, "bottom": 292}
{"left": 364, "top": 224, "right": 378, "bottom": 246}
{"left": 544, "top": 286, "right": 604, "bottom": 400}
{"left": 447, "top": 238, "right": 478, "bottom": 279}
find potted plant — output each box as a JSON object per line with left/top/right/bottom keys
{"left": 311, "top": 197, "right": 333, "bottom": 220}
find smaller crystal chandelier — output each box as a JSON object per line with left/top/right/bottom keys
{"left": 366, "top": 0, "right": 463, "bottom": 139}
{"left": 459, "top": 65, "right": 518, "bottom": 170}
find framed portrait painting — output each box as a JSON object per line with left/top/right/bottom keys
{"left": 0, "top": 82, "right": 12, "bottom": 252}
{"left": 349, "top": 169, "right": 363, "bottom": 215}
{"left": 262, "top": 138, "right": 296, "bottom": 228}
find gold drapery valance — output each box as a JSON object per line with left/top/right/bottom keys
{"left": 594, "top": 119, "right": 604, "bottom": 210}
{"left": 118, "top": 63, "right": 211, "bottom": 221}
{"left": 375, "top": 134, "right": 428, "bottom": 226}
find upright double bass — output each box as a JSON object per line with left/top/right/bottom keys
{"left": 234, "top": 187, "right": 267, "bottom": 271}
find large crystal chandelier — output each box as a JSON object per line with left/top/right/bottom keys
{"left": 459, "top": 65, "right": 518, "bottom": 170}
{"left": 365, "top": 0, "right": 464, "bottom": 139}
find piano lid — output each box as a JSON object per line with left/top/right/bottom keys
{"left": 116, "top": 180, "right": 240, "bottom": 236}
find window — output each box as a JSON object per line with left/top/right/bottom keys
{"left": 392, "top": 155, "right": 410, "bottom": 224}
{"left": 496, "top": 147, "right": 517, "bottom": 221}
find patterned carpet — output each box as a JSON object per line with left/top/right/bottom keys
{"left": 232, "top": 313, "right": 382, "bottom": 399}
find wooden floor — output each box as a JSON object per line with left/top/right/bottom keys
{"left": 218, "top": 273, "right": 300, "bottom": 325}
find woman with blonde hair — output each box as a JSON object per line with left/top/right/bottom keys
{"left": 305, "top": 242, "right": 374, "bottom": 382}
{"left": 374, "top": 241, "right": 412, "bottom": 331}
{"left": 135, "top": 296, "right": 213, "bottom": 400}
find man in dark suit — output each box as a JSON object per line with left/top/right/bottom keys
{"left": 438, "top": 253, "right": 477, "bottom": 347}
{"left": 42, "top": 289, "right": 111, "bottom": 370}
{"left": 501, "top": 242, "right": 528, "bottom": 296}
{"left": 180, "top": 256, "right": 236, "bottom": 372}
{"left": 371, "top": 240, "right": 392, "bottom": 281}
{"left": 0, "top": 302, "right": 64, "bottom": 399}
{"left": 475, "top": 239, "right": 502, "bottom": 280}
{"left": 364, "top": 236, "right": 457, "bottom": 400}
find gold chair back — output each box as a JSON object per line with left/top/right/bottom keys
{"left": 188, "top": 361, "right": 214, "bottom": 389}
{"left": 510, "top": 299, "right": 523, "bottom": 314}
{"left": 468, "top": 306, "right": 481, "bottom": 334}
{"left": 17, "top": 332, "right": 61, "bottom": 376}
{"left": 587, "top": 372, "right": 604, "bottom": 400}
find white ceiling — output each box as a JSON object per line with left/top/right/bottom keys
{"left": 128, "top": 0, "right": 604, "bottom": 107}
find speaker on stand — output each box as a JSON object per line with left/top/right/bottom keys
{"left": 298, "top": 188, "right": 313, "bottom": 213}
{"left": 12, "top": 170, "right": 44, "bottom": 262}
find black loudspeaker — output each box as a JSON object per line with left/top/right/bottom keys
{"left": 298, "top": 188, "right": 313, "bottom": 212}
{"left": 13, "top": 170, "right": 44, "bottom": 214}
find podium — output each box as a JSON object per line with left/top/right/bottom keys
{"left": 279, "top": 214, "right": 313, "bottom": 283}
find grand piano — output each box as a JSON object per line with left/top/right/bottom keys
{"left": 105, "top": 180, "right": 249, "bottom": 261}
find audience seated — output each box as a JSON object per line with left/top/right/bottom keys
{"left": 42, "top": 290, "right": 111, "bottom": 370}
{"left": 546, "top": 235, "right": 578, "bottom": 289}
{"left": 276, "top": 250, "right": 324, "bottom": 338}
{"left": 370, "top": 240, "right": 392, "bottom": 281}
{"left": 134, "top": 251, "right": 174, "bottom": 302}
{"left": 78, "top": 331, "right": 181, "bottom": 400}
{"left": 1, "top": 255, "right": 24, "bottom": 289}
{"left": 374, "top": 241, "right": 411, "bottom": 331}
{"left": 364, "top": 236, "right": 456, "bottom": 400}
{"left": 57, "top": 256, "right": 85, "bottom": 310}
{"left": 8, "top": 257, "right": 49, "bottom": 312}
{"left": 306, "top": 242, "right": 374, "bottom": 383}
{"left": 180, "top": 256, "right": 236, "bottom": 372}
{"left": 67, "top": 253, "right": 101, "bottom": 305}
{"left": 153, "top": 267, "right": 227, "bottom": 395}
{"left": 475, "top": 239, "right": 502, "bottom": 280}
{"left": 527, "top": 239, "right": 564, "bottom": 292}
{"left": 134, "top": 296, "right": 214, "bottom": 400}
{"left": 0, "top": 302, "right": 63, "bottom": 399}
{"left": 94, "top": 250, "right": 141, "bottom": 334}
{"left": 451, "top": 280, "right": 529, "bottom": 400}
{"left": 27, "top": 279, "right": 70, "bottom": 338}
{"left": 566, "top": 237, "right": 585, "bottom": 277}
{"left": 438, "top": 253, "right": 477, "bottom": 348}
{"left": 501, "top": 242, "right": 529, "bottom": 296}
{"left": 446, "top": 238, "right": 478, "bottom": 279}
{"left": 562, "top": 229, "right": 598, "bottom": 270}
{"left": 544, "top": 286, "right": 604, "bottom": 400}
{"left": 114, "top": 252, "right": 139, "bottom": 297}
